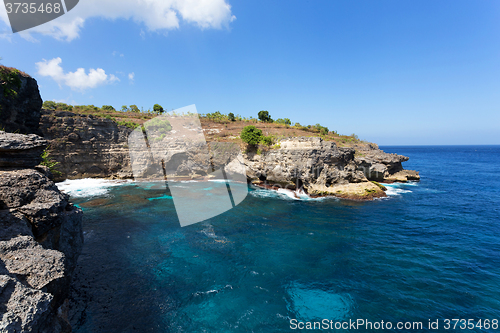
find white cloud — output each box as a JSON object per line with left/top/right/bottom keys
{"left": 128, "top": 72, "right": 135, "bottom": 83}
{"left": 0, "top": 0, "right": 235, "bottom": 41}
{"left": 36, "top": 57, "right": 119, "bottom": 91}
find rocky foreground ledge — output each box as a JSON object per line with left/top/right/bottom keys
{"left": 0, "top": 131, "right": 83, "bottom": 332}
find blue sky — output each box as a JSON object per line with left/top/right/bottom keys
{"left": 1, "top": 0, "right": 499, "bottom": 145}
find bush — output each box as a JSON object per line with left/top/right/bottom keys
{"left": 240, "top": 125, "right": 263, "bottom": 146}
{"left": 121, "top": 105, "right": 129, "bottom": 112}
{"left": 260, "top": 135, "right": 273, "bottom": 146}
{"left": 129, "top": 105, "right": 140, "bottom": 113}
{"left": 43, "top": 101, "right": 73, "bottom": 111}
{"left": 43, "top": 101, "right": 57, "bottom": 110}
{"left": 56, "top": 103, "right": 73, "bottom": 111}
{"left": 275, "top": 118, "right": 291, "bottom": 125}
{"left": 0, "top": 67, "right": 21, "bottom": 98}
{"left": 153, "top": 104, "right": 164, "bottom": 114}
{"left": 258, "top": 110, "right": 272, "bottom": 122}
{"left": 102, "top": 105, "right": 115, "bottom": 111}
{"left": 40, "top": 148, "right": 61, "bottom": 176}
{"left": 228, "top": 112, "right": 235, "bottom": 121}
{"left": 143, "top": 117, "right": 172, "bottom": 135}
{"left": 117, "top": 120, "right": 140, "bottom": 129}
{"left": 206, "top": 111, "right": 229, "bottom": 123}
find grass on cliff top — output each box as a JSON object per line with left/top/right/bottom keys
{"left": 43, "top": 103, "right": 370, "bottom": 148}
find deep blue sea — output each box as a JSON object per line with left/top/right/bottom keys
{"left": 61, "top": 146, "right": 500, "bottom": 332}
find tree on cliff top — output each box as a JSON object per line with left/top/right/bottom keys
{"left": 153, "top": 104, "right": 164, "bottom": 114}
{"left": 241, "top": 125, "right": 263, "bottom": 146}
{"left": 129, "top": 105, "right": 140, "bottom": 113}
{"left": 258, "top": 110, "right": 272, "bottom": 122}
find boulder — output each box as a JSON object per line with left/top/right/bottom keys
{"left": 0, "top": 131, "right": 47, "bottom": 168}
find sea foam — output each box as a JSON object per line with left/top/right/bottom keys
{"left": 56, "top": 178, "right": 131, "bottom": 198}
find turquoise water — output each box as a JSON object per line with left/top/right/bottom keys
{"left": 67, "top": 146, "right": 500, "bottom": 332}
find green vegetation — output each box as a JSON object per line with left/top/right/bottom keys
{"left": 40, "top": 147, "right": 61, "bottom": 176}
{"left": 129, "top": 104, "right": 140, "bottom": 113}
{"left": 153, "top": 104, "right": 164, "bottom": 114}
{"left": 102, "top": 105, "right": 115, "bottom": 111}
{"left": 371, "top": 181, "right": 387, "bottom": 191}
{"left": 228, "top": 112, "right": 235, "bottom": 121}
{"left": 260, "top": 135, "right": 274, "bottom": 146}
{"left": 240, "top": 125, "right": 263, "bottom": 146}
{"left": 0, "top": 66, "right": 21, "bottom": 98}
{"left": 117, "top": 120, "right": 140, "bottom": 129}
{"left": 205, "top": 111, "right": 231, "bottom": 123}
{"left": 275, "top": 118, "right": 291, "bottom": 125}
{"left": 43, "top": 101, "right": 73, "bottom": 111}
{"left": 73, "top": 104, "right": 99, "bottom": 112}
{"left": 258, "top": 110, "right": 272, "bottom": 122}
{"left": 143, "top": 117, "right": 172, "bottom": 134}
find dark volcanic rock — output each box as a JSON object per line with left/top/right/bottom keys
{"left": 0, "top": 68, "right": 43, "bottom": 135}
{"left": 0, "top": 134, "right": 83, "bottom": 332}
{"left": 0, "top": 131, "right": 47, "bottom": 168}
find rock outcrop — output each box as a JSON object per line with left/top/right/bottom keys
{"left": 40, "top": 110, "right": 133, "bottom": 181}
{"left": 243, "top": 137, "right": 419, "bottom": 199}
{"left": 0, "top": 131, "right": 83, "bottom": 332}
{"left": 0, "top": 67, "right": 43, "bottom": 136}
{"left": 40, "top": 109, "right": 419, "bottom": 200}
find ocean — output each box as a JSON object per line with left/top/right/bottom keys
{"left": 60, "top": 146, "right": 500, "bottom": 332}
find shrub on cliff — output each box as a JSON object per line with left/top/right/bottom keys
{"left": 228, "top": 112, "right": 235, "bottom": 121}
{"left": 260, "top": 135, "right": 274, "bottom": 146}
{"left": 43, "top": 101, "right": 73, "bottom": 111}
{"left": 143, "top": 117, "right": 172, "bottom": 134}
{"left": 40, "top": 147, "right": 61, "bottom": 176}
{"left": 275, "top": 118, "right": 291, "bottom": 126}
{"left": 0, "top": 66, "right": 21, "bottom": 98}
{"left": 129, "top": 105, "right": 140, "bottom": 113}
{"left": 241, "top": 125, "right": 263, "bottom": 146}
{"left": 102, "top": 105, "right": 115, "bottom": 111}
{"left": 153, "top": 104, "right": 164, "bottom": 114}
{"left": 258, "top": 110, "right": 272, "bottom": 122}
{"left": 43, "top": 100, "right": 57, "bottom": 110}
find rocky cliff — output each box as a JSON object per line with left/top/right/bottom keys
{"left": 0, "top": 66, "right": 43, "bottom": 136}
{"left": 41, "top": 109, "right": 419, "bottom": 200}
{"left": 0, "top": 131, "right": 83, "bottom": 332}
{"left": 244, "top": 137, "right": 419, "bottom": 199}
{"left": 40, "top": 109, "right": 133, "bottom": 181}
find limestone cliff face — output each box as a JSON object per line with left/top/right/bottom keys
{"left": 243, "top": 137, "right": 419, "bottom": 199}
{"left": 40, "top": 110, "right": 133, "bottom": 181}
{"left": 0, "top": 68, "right": 43, "bottom": 136}
{"left": 0, "top": 131, "right": 83, "bottom": 332}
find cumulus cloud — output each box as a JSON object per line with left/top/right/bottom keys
{"left": 128, "top": 72, "right": 135, "bottom": 83}
{"left": 0, "top": 0, "right": 235, "bottom": 41}
{"left": 36, "top": 57, "right": 119, "bottom": 91}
